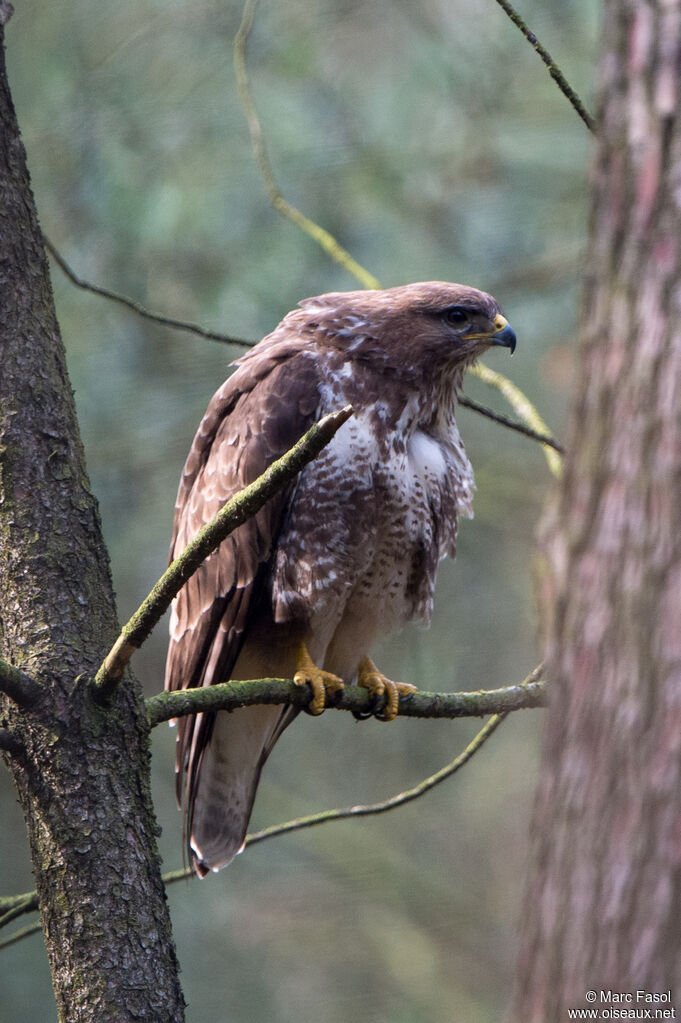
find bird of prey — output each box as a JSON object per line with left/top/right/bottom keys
{"left": 165, "top": 281, "right": 516, "bottom": 875}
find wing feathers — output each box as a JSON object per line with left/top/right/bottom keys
{"left": 164, "top": 333, "right": 322, "bottom": 867}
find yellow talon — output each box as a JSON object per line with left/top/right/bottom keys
{"left": 357, "top": 656, "right": 417, "bottom": 721}
{"left": 293, "top": 643, "right": 344, "bottom": 715}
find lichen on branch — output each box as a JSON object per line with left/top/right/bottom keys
{"left": 146, "top": 670, "right": 547, "bottom": 728}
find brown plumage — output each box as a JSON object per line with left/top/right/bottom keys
{"left": 165, "top": 282, "right": 516, "bottom": 875}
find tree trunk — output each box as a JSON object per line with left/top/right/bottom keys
{"left": 514, "top": 1, "right": 681, "bottom": 1017}
{"left": 0, "top": 13, "right": 185, "bottom": 1021}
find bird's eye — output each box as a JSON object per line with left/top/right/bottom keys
{"left": 443, "top": 307, "right": 469, "bottom": 328}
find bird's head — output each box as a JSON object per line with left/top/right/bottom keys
{"left": 298, "top": 281, "right": 516, "bottom": 383}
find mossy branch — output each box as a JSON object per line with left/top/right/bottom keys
{"left": 493, "top": 0, "right": 596, "bottom": 132}
{"left": 93, "top": 406, "right": 354, "bottom": 702}
{"left": 146, "top": 673, "right": 546, "bottom": 727}
{"left": 234, "top": 0, "right": 380, "bottom": 291}
{"left": 0, "top": 892, "right": 38, "bottom": 930}
{"left": 0, "top": 656, "right": 42, "bottom": 709}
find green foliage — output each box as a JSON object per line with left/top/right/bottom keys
{"left": 2, "top": 0, "right": 596, "bottom": 1019}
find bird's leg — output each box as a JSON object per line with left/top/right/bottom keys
{"left": 357, "top": 656, "right": 418, "bottom": 722}
{"left": 293, "top": 642, "right": 344, "bottom": 716}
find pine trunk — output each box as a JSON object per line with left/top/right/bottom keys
{"left": 514, "top": 1, "right": 681, "bottom": 1017}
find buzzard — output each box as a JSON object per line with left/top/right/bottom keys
{"left": 165, "top": 281, "right": 516, "bottom": 875}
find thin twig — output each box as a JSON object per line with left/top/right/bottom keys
{"left": 0, "top": 714, "right": 506, "bottom": 943}
{"left": 42, "top": 6, "right": 568, "bottom": 472}
{"left": 247, "top": 712, "right": 509, "bottom": 846}
{"left": 158, "top": 710, "right": 514, "bottom": 890}
{"left": 233, "top": 0, "right": 564, "bottom": 471}
{"left": 470, "top": 363, "right": 563, "bottom": 477}
{"left": 93, "top": 406, "right": 354, "bottom": 701}
{"left": 493, "top": 0, "right": 596, "bottom": 133}
{"left": 459, "top": 394, "right": 564, "bottom": 454}
{"left": 234, "top": 0, "right": 380, "bottom": 290}
{"left": 43, "top": 237, "right": 569, "bottom": 460}
{"left": 44, "top": 237, "right": 564, "bottom": 461}
{"left": 0, "top": 920, "right": 42, "bottom": 951}
{"left": 147, "top": 675, "right": 547, "bottom": 727}
{"left": 0, "top": 715, "right": 506, "bottom": 940}
{"left": 2, "top": 667, "right": 545, "bottom": 946}
{"left": 43, "top": 236, "right": 252, "bottom": 348}
{"left": 0, "top": 657, "right": 42, "bottom": 709}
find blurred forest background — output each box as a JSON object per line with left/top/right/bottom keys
{"left": 1, "top": 0, "right": 597, "bottom": 1020}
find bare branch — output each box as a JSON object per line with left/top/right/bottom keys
{"left": 470, "top": 363, "right": 563, "bottom": 477}
{"left": 1, "top": 706, "right": 496, "bottom": 944}
{"left": 234, "top": 0, "right": 381, "bottom": 291}
{"left": 233, "top": 0, "right": 565, "bottom": 469}
{"left": 0, "top": 656, "right": 41, "bottom": 709}
{"left": 247, "top": 712, "right": 510, "bottom": 845}
{"left": 93, "top": 406, "right": 354, "bottom": 701}
{"left": 4, "top": 668, "right": 543, "bottom": 948}
{"left": 459, "top": 394, "right": 565, "bottom": 454}
{"left": 146, "top": 671, "right": 547, "bottom": 727}
{"left": 43, "top": 236, "right": 567, "bottom": 460}
{"left": 43, "top": 235, "right": 252, "bottom": 348}
{"left": 493, "top": 0, "right": 596, "bottom": 133}
{"left": 157, "top": 710, "right": 514, "bottom": 891}
{"left": 0, "top": 712, "right": 506, "bottom": 945}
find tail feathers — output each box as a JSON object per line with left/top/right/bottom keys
{"left": 189, "top": 704, "right": 284, "bottom": 874}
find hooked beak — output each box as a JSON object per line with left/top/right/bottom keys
{"left": 490, "top": 313, "right": 516, "bottom": 355}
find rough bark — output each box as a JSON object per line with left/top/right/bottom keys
{"left": 514, "top": 1, "right": 681, "bottom": 1017}
{"left": 0, "top": 15, "right": 185, "bottom": 1022}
